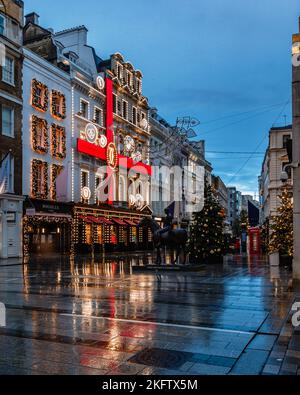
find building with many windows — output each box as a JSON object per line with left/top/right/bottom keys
{"left": 149, "top": 108, "right": 211, "bottom": 227}
{"left": 259, "top": 125, "right": 292, "bottom": 224}
{"left": 22, "top": 14, "right": 72, "bottom": 255}
{"left": 227, "top": 187, "right": 242, "bottom": 228}
{"left": 0, "top": 0, "right": 24, "bottom": 259}
{"left": 22, "top": 18, "right": 153, "bottom": 254}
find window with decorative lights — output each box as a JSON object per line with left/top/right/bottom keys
{"left": 51, "top": 90, "right": 66, "bottom": 120}
{"left": 51, "top": 164, "right": 63, "bottom": 200}
{"left": 31, "top": 159, "right": 48, "bottom": 199}
{"left": 104, "top": 225, "right": 111, "bottom": 243}
{"left": 94, "top": 224, "right": 103, "bottom": 244}
{"left": 129, "top": 226, "right": 137, "bottom": 243}
{"left": 31, "top": 79, "right": 49, "bottom": 112}
{"left": 31, "top": 115, "right": 48, "bottom": 154}
{"left": 51, "top": 124, "right": 66, "bottom": 159}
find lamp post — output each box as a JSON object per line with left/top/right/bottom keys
{"left": 292, "top": 20, "right": 300, "bottom": 279}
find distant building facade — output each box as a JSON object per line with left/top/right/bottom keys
{"left": 212, "top": 175, "right": 228, "bottom": 216}
{"left": 259, "top": 125, "right": 292, "bottom": 223}
{"left": 149, "top": 108, "right": 212, "bottom": 227}
{"left": 227, "top": 187, "right": 242, "bottom": 227}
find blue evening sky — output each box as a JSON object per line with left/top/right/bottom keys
{"left": 24, "top": 0, "right": 300, "bottom": 196}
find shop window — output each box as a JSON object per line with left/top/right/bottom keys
{"left": 130, "top": 227, "right": 137, "bottom": 243}
{"left": 51, "top": 90, "right": 66, "bottom": 120}
{"left": 32, "top": 115, "right": 48, "bottom": 154}
{"left": 51, "top": 124, "right": 66, "bottom": 159}
{"left": 2, "top": 56, "right": 14, "bottom": 85}
{"left": 86, "top": 224, "right": 92, "bottom": 245}
{"left": 95, "top": 225, "right": 103, "bottom": 244}
{"left": 31, "top": 79, "right": 49, "bottom": 112}
{"left": 110, "top": 226, "right": 117, "bottom": 244}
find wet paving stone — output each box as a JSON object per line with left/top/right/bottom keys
{"left": 129, "top": 348, "right": 190, "bottom": 369}
{"left": 0, "top": 253, "right": 298, "bottom": 374}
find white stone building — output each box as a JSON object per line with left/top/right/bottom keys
{"left": 259, "top": 125, "right": 292, "bottom": 224}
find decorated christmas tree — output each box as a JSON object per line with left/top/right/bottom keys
{"left": 269, "top": 189, "right": 293, "bottom": 257}
{"left": 189, "top": 184, "right": 225, "bottom": 263}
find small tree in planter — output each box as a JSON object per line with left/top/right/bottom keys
{"left": 269, "top": 189, "right": 293, "bottom": 265}
{"left": 189, "top": 184, "right": 225, "bottom": 264}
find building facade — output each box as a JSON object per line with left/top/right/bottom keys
{"left": 22, "top": 19, "right": 153, "bottom": 254}
{"left": 149, "top": 108, "right": 211, "bottom": 227}
{"left": 227, "top": 187, "right": 242, "bottom": 228}
{"left": 259, "top": 125, "right": 292, "bottom": 224}
{"left": 23, "top": 16, "right": 73, "bottom": 255}
{"left": 0, "top": 0, "right": 24, "bottom": 259}
{"left": 212, "top": 175, "right": 228, "bottom": 216}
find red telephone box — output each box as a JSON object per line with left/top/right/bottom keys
{"left": 248, "top": 227, "right": 261, "bottom": 254}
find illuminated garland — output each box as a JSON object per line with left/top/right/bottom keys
{"left": 31, "top": 79, "right": 49, "bottom": 112}
{"left": 51, "top": 124, "right": 66, "bottom": 159}
{"left": 51, "top": 90, "right": 66, "bottom": 120}
{"left": 51, "top": 164, "right": 64, "bottom": 200}
{"left": 31, "top": 159, "right": 48, "bottom": 199}
{"left": 31, "top": 115, "right": 48, "bottom": 154}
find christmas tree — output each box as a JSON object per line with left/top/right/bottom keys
{"left": 189, "top": 184, "right": 225, "bottom": 263}
{"left": 269, "top": 189, "right": 293, "bottom": 257}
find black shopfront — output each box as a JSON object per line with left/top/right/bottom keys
{"left": 23, "top": 199, "right": 73, "bottom": 256}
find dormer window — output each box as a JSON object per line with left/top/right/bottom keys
{"left": 127, "top": 72, "right": 132, "bottom": 87}
{"left": 117, "top": 63, "right": 123, "bottom": 80}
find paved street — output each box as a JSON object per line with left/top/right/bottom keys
{"left": 0, "top": 254, "right": 299, "bottom": 375}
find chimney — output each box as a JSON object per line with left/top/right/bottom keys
{"left": 25, "top": 12, "right": 40, "bottom": 26}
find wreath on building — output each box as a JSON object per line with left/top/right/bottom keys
{"left": 51, "top": 124, "right": 66, "bottom": 159}
{"left": 51, "top": 164, "right": 64, "bottom": 200}
{"left": 31, "top": 115, "right": 48, "bottom": 154}
{"left": 31, "top": 159, "right": 48, "bottom": 200}
{"left": 31, "top": 79, "right": 49, "bottom": 112}
{"left": 51, "top": 90, "right": 66, "bottom": 120}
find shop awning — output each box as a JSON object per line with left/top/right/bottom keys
{"left": 112, "top": 218, "right": 128, "bottom": 226}
{"left": 124, "top": 219, "right": 138, "bottom": 226}
{"left": 86, "top": 215, "right": 99, "bottom": 224}
{"left": 98, "top": 217, "right": 114, "bottom": 225}
{"left": 78, "top": 215, "right": 93, "bottom": 224}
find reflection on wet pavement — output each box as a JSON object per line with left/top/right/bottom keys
{"left": 0, "top": 253, "right": 298, "bottom": 375}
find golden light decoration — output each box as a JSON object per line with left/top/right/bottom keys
{"left": 107, "top": 142, "right": 118, "bottom": 169}
{"left": 51, "top": 90, "right": 66, "bottom": 120}
{"left": 51, "top": 164, "right": 64, "bottom": 200}
{"left": 31, "top": 115, "right": 49, "bottom": 154}
{"left": 31, "top": 159, "right": 48, "bottom": 200}
{"left": 51, "top": 124, "right": 66, "bottom": 159}
{"left": 31, "top": 79, "right": 49, "bottom": 112}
